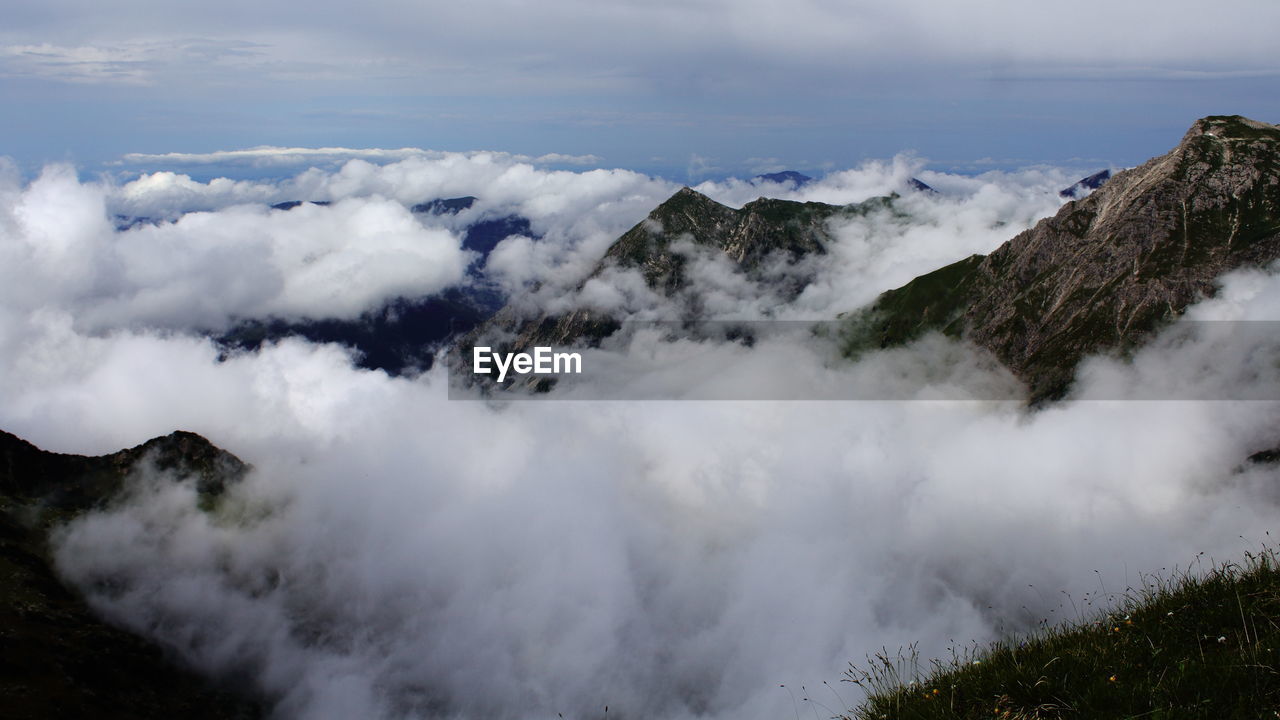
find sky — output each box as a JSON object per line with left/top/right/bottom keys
{"left": 3, "top": 0, "right": 1280, "bottom": 178}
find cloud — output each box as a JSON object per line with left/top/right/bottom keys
{"left": 118, "top": 147, "right": 450, "bottom": 167}
{"left": 0, "top": 43, "right": 156, "bottom": 84}
{"left": 745, "top": 157, "right": 788, "bottom": 174}
{"left": 531, "top": 152, "right": 603, "bottom": 166}
{"left": 986, "top": 65, "right": 1280, "bottom": 82}
{"left": 2, "top": 153, "right": 1279, "bottom": 720}
{"left": 0, "top": 165, "right": 471, "bottom": 329}
{"left": 115, "top": 147, "right": 604, "bottom": 169}
{"left": 8, "top": 1, "right": 1280, "bottom": 98}
{"left": 105, "top": 155, "right": 686, "bottom": 308}
{"left": 0, "top": 39, "right": 269, "bottom": 85}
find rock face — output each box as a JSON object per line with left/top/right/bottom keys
{"left": 0, "top": 430, "right": 260, "bottom": 719}
{"left": 843, "top": 115, "right": 1280, "bottom": 400}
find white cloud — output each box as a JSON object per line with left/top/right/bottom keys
{"left": 97, "top": 154, "right": 687, "bottom": 309}
{"left": 0, "top": 165, "right": 471, "bottom": 329}
{"left": 0, "top": 42, "right": 155, "bottom": 84}
{"left": 116, "top": 147, "right": 604, "bottom": 169}
{"left": 2, "top": 152, "right": 1278, "bottom": 720}
{"left": 0, "top": 38, "right": 271, "bottom": 85}
{"left": 6, "top": 1, "right": 1279, "bottom": 98}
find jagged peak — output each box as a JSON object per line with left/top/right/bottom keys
{"left": 663, "top": 186, "right": 720, "bottom": 204}
{"left": 672, "top": 186, "right": 705, "bottom": 198}
{"left": 645, "top": 187, "right": 735, "bottom": 224}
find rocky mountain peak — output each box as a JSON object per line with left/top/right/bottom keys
{"left": 843, "top": 114, "right": 1280, "bottom": 401}
{"left": 1183, "top": 114, "right": 1280, "bottom": 143}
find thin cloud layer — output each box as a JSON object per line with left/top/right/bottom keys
{"left": 7, "top": 1, "right": 1279, "bottom": 89}
{"left": 4, "top": 1, "right": 1278, "bottom": 173}
{"left": 117, "top": 147, "right": 603, "bottom": 168}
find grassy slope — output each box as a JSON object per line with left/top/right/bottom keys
{"left": 844, "top": 551, "right": 1280, "bottom": 719}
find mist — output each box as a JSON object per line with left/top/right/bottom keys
{"left": 2, "top": 153, "right": 1278, "bottom": 719}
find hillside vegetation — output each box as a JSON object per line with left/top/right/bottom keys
{"left": 844, "top": 550, "right": 1280, "bottom": 719}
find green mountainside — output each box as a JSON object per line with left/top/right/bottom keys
{"left": 845, "top": 549, "right": 1280, "bottom": 719}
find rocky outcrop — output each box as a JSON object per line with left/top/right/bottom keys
{"left": 0, "top": 429, "right": 260, "bottom": 719}
{"left": 842, "top": 115, "right": 1280, "bottom": 400}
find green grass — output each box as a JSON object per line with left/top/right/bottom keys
{"left": 837, "top": 254, "right": 984, "bottom": 359}
{"left": 842, "top": 550, "right": 1280, "bottom": 719}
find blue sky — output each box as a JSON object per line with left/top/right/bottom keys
{"left": 3, "top": 0, "right": 1279, "bottom": 179}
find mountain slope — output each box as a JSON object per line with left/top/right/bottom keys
{"left": 842, "top": 115, "right": 1280, "bottom": 400}
{"left": 0, "top": 430, "right": 260, "bottom": 719}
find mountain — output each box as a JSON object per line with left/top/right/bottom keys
{"left": 460, "top": 115, "right": 1280, "bottom": 401}
{"left": 840, "top": 115, "right": 1280, "bottom": 400}
{"left": 411, "top": 196, "right": 477, "bottom": 214}
{"left": 270, "top": 200, "right": 332, "bottom": 211}
{"left": 1059, "top": 169, "right": 1112, "bottom": 199}
{"left": 600, "top": 186, "right": 859, "bottom": 289}
{"left": 462, "top": 188, "right": 902, "bottom": 362}
{"left": 908, "top": 177, "right": 938, "bottom": 194}
{"left": 751, "top": 170, "right": 812, "bottom": 187}
{"left": 410, "top": 196, "right": 537, "bottom": 257}
{"left": 0, "top": 430, "right": 260, "bottom": 718}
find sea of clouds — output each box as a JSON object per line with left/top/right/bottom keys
{"left": 2, "top": 151, "right": 1279, "bottom": 719}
